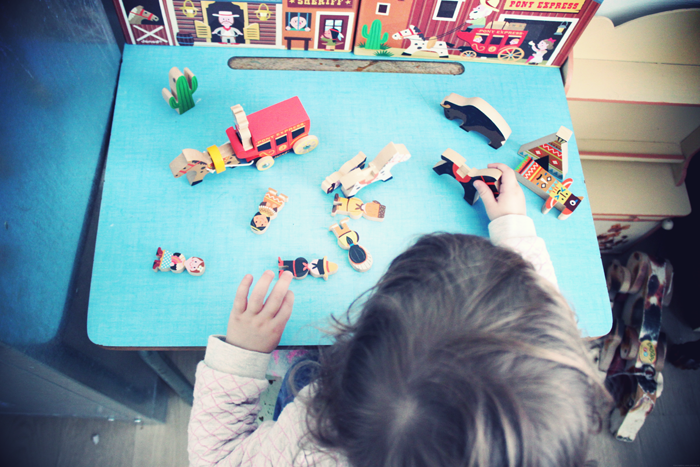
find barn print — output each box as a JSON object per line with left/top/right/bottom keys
{"left": 353, "top": 0, "right": 601, "bottom": 66}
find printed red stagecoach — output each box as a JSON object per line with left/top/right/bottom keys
{"left": 456, "top": 26, "right": 527, "bottom": 61}
{"left": 170, "top": 96, "right": 320, "bottom": 186}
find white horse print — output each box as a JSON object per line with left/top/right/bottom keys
{"left": 392, "top": 25, "right": 453, "bottom": 58}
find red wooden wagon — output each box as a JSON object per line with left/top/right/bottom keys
{"left": 226, "top": 96, "right": 319, "bottom": 170}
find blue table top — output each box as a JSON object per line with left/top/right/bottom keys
{"left": 87, "top": 44, "right": 610, "bottom": 347}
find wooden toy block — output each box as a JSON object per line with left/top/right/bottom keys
{"left": 440, "top": 93, "right": 512, "bottom": 149}
{"left": 321, "top": 152, "right": 367, "bottom": 194}
{"left": 331, "top": 194, "right": 386, "bottom": 221}
{"left": 251, "top": 188, "right": 288, "bottom": 234}
{"left": 433, "top": 148, "right": 502, "bottom": 205}
{"left": 172, "top": 97, "right": 317, "bottom": 186}
{"left": 323, "top": 143, "right": 411, "bottom": 197}
{"left": 518, "top": 126, "right": 573, "bottom": 180}
{"left": 515, "top": 155, "right": 584, "bottom": 220}
{"left": 329, "top": 218, "right": 373, "bottom": 272}
{"left": 153, "top": 247, "right": 204, "bottom": 276}
{"left": 278, "top": 256, "right": 338, "bottom": 280}
{"left": 162, "top": 67, "right": 198, "bottom": 115}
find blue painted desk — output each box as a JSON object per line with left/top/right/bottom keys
{"left": 87, "top": 44, "right": 610, "bottom": 347}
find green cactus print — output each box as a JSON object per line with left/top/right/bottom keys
{"left": 167, "top": 68, "right": 198, "bottom": 115}
{"left": 361, "top": 19, "right": 389, "bottom": 50}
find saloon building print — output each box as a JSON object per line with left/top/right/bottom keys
{"left": 113, "top": 0, "right": 359, "bottom": 51}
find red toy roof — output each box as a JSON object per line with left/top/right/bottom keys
{"left": 247, "top": 96, "right": 309, "bottom": 140}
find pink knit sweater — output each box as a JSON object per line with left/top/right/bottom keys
{"left": 188, "top": 215, "right": 558, "bottom": 466}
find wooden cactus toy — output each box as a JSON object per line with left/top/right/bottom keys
{"left": 162, "top": 67, "right": 198, "bottom": 115}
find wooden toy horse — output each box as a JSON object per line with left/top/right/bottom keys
{"left": 433, "top": 148, "right": 501, "bottom": 205}
{"left": 392, "top": 25, "right": 453, "bottom": 58}
{"left": 128, "top": 6, "right": 159, "bottom": 24}
{"left": 322, "top": 152, "right": 367, "bottom": 194}
{"left": 441, "top": 93, "right": 512, "bottom": 149}
{"left": 169, "top": 143, "right": 251, "bottom": 186}
{"left": 323, "top": 142, "right": 411, "bottom": 197}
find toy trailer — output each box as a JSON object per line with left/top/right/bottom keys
{"left": 226, "top": 96, "right": 318, "bottom": 170}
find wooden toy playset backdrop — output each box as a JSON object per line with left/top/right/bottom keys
{"left": 113, "top": 0, "right": 359, "bottom": 52}
{"left": 354, "top": 0, "right": 601, "bottom": 65}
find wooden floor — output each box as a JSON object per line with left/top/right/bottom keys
{"left": 2, "top": 342, "right": 699, "bottom": 467}
{"left": 0, "top": 350, "right": 290, "bottom": 467}
{"left": 0, "top": 351, "right": 201, "bottom": 467}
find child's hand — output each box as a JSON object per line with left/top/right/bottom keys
{"left": 474, "top": 163, "right": 527, "bottom": 221}
{"left": 226, "top": 270, "right": 294, "bottom": 353}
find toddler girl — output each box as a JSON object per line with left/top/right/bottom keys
{"left": 188, "top": 163, "right": 605, "bottom": 467}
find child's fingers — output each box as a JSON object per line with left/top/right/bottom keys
{"left": 474, "top": 180, "right": 497, "bottom": 211}
{"left": 488, "top": 163, "right": 517, "bottom": 188}
{"left": 247, "top": 270, "right": 275, "bottom": 314}
{"left": 261, "top": 271, "right": 293, "bottom": 317}
{"left": 272, "top": 290, "right": 294, "bottom": 324}
{"left": 232, "top": 274, "right": 254, "bottom": 314}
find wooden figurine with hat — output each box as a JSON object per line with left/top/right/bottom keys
{"left": 278, "top": 257, "right": 339, "bottom": 280}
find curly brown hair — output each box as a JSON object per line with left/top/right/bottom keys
{"left": 303, "top": 233, "right": 607, "bottom": 467}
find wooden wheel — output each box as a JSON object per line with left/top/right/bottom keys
{"left": 256, "top": 156, "right": 275, "bottom": 171}
{"left": 460, "top": 50, "right": 477, "bottom": 59}
{"left": 498, "top": 47, "right": 524, "bottom": 61}
{"left": 293, "top": 135, "right": 319, "bottom": 154}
